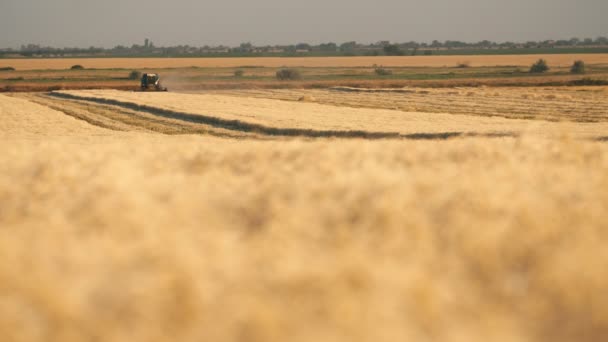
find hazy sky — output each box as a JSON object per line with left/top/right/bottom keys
{"left": 1, "top": 0, "right": 607, "bottom": 48}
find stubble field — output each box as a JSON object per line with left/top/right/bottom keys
{"left": 1, "top": 82, "right": 608, "bottom": 342}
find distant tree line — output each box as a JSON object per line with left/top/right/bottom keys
{"left": 2, "top": 37, "right": 608, "bottom": 58}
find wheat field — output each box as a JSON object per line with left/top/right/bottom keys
{"left": 2, "top": 90, "right": 608, "bottom": 342}
{"left": 52, "top": 89, "right": 608, "bottom": 139}
{"left": 214, "top": 86, "right": 608, "bottom": 122}
{"left": 2, "top": 54, "right": 608, "bottom": 70}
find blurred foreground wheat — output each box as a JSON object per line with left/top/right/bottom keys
{"left": 1, "top": 94, "right": 608, "bottom": 342}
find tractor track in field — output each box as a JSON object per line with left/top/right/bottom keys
{"left": 11, "top": 93, "right": 260, "bottom": 139}
{"left": 14, "top": 90, "right": 608, "bottom": 141}
{"left": 40, "top": 91, "right": 518, "bottom": 140}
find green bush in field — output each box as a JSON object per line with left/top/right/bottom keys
{"left": 570, "top": 60, "right": 586, "bottom": 74}
{"left": 129, "top": 70, "right": 142, "bottom": 80}
{"left": 0, "top": 66, "right": 15, "bottom": 71}
{"left": 234, "top": 69, "right": 245, "bottom": 77}
{"left": 70, "top": 65, "right": 84, "bottom": 70}
{"left": 374, "top": 66, "right": 393, "bottom": 76}
{"left": 276, "top": 68, "right": 301, "bottom": 80}
{"left": 529, "top": 59, "right": 549, "bottom": 73}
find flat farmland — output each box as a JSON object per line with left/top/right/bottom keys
{"left": 2, "top": 54, "right": 608, "bottom": 70}
{"left": 3, "top": 55, "right": 608, "bottom": 92}
{"left": 213, "top": 86, "right": 608, "bottom": 122}
{"left": 47, "top": 89, "right": 608, "bottom": 139}
{"left": 2, "top": 81, "right": 608, "bottom": 342}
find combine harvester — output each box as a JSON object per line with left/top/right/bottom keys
{"left": 140, "top": 73, "right": 168, "bottom": 91}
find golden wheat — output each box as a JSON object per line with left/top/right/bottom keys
{"left": 213, "top": 86, "right": 608, "bottom": 122}
{"left": 2, "top": 54, "right": 608, "bottom": 70}
{"left": 1, "top": 93, "right": 608, "bottom": 342}
{"left": 57, "top": 89, "right": 608, "bottom": 139}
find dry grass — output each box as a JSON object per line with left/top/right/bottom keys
{"left": 5, "top": 77, "right": 606, "bottom": 93}
{"left": 0, "top": 81, "right": 135, "bottom": 93}
{"left": 2, "top": 93, "right": 608, "bottom": 342}
{"left": 213, "top": 86, "right": 608, "bottom": 122}
{"left": 3, "top": 59, "right": 608, "bottom": 93}
{"left": 55, "top": 89, "right": 608, "bottom": 139}
{"left": 3, "top": 54, "right": 608, "bottom": 70}
{"left": 0, "top": 94, "right": 119, "bottom": 139}
{"left": 12, "top": 93, "right": 259, "bottom": 138}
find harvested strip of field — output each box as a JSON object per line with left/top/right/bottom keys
{"left": 0, "top": 94, "right": 120, "bottom": 140}
{"left": 3, "top": 54, "right": 608, "bottom": 70}
{"left": 214, "top": 86, "right": 608, "bottom": 123}
{"left": 12, "top": 93, "right": 261, "bottom": 139}
{"left": 58, "top": 90, "right": 608, "bottom": 139}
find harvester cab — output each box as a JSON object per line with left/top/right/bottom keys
{"left": 140, "top": 73, "right": 167, "bottom": 91}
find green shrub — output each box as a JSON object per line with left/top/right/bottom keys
{"left": 234, "top": 69, "right": 245, "bottom": 77}
{"left": 276, "top": 68, "right": 301, "bottom": 80}
{"left": 70, "top": 65, "right": 84, "bottom": 70}
{"left": 374, "top": 66, "right": 393, "bottom": 76}
{"left": 570, "top": 60, "right": 586, "bottom": 74}
{"left": 128, "top": 70, "right": 142, "bottom": 80}
{"left": 456, "top": 61, "right": 471, "bottom": 68}
{"left": 529, "top": 59, "right": 549, "bottom": 73}
{"left": 0, "top": 66, "right": 15, "bottom": 71}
